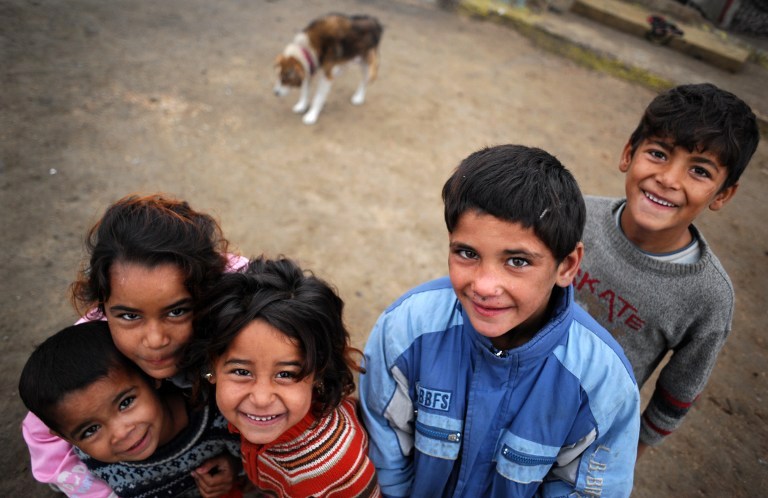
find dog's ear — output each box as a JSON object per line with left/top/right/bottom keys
{"left": 282, "top": 59, "right": 305, "bottom": 86}
{"left": 289, "top": 69, "right": 303, "bottom": 85}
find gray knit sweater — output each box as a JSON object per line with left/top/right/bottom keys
{"left": 575, "top": 196, "right": 734, "bottom": 446}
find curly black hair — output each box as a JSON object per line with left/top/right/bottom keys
{"left": 184, "top": 256, "right": 362, "bottom": 417}
{"left": 71, "top": 193, "right": 230, "bottom": 318}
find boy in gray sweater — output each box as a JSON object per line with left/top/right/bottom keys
{"left": 574, "top": 83, "right": 760, "bottom": 457}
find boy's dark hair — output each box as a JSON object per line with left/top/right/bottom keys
{"left": 628, "top": 83, "right": 759, "bottom": 191}
{"left": 186, "top": 256, "right": 361, "bottom": 417}
{"left": 71, "top": 194, "right": 230, "bottom": 318}
{"left": 442, "top": 144, "right": 586, "bottom": 262}
{"left": 18, "top": 321, "right": 143, "bottom": 434}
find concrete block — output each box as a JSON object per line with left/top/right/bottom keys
{"left": 571, "top": 0, "right": 750, "bottom": 71}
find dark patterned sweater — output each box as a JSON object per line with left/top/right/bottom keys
{"left": 75, "top": 400, "right": 240, "bottom": 498}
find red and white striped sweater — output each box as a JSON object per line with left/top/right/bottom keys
{"left": 236, "top": 398, "right": 380, "bottom": 498}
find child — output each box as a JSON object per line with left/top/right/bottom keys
{"left": 185, "top": 256, "right": 381, "bottom": 497}
{"left": 19, "top": 321, "right": 242, "bottom": 498}
{"left": 359, "top": 145, "right": 641, "bottom": 497}
{"left": 21, "top": 194, "right": 246, "bottom": 497}
{"left": 573, "top": 83, "right": 760, "bottom": 457}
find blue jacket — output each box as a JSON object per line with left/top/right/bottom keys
{"left": 359, "top": 277, "right": 639, "bottom": 498}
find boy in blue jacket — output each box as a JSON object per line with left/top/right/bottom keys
{"left": 360, "top": 144, "right": 640, "bottom": 497}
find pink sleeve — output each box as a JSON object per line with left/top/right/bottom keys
{"left": 225, "top": 253, "right": 249, "bottom": 272}
{"left": 22, "top": 412, "right": 116, "bottom": 498}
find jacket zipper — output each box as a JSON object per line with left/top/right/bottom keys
{"left": 415, "top": 421, "right": 461, "bottom": 443}
{"left": 500, "top": 444, "right": 555, "bottom": 466}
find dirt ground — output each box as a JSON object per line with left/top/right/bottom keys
{"left": 2, "top": 0, "right": 767, "bottom": 496}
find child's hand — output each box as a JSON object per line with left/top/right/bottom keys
{"left": 191, "top": 453, "right": 240, "bottom": 498}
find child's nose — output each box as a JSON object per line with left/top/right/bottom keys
{"left": 656, "top": 163, "right": 684, "bottom": 189}
{"left": 111, "top": 421, "right": 135, "bottom": 446}
{"left": 248, "top": 383, "right": 276, "bottom": 407}
{"left": 472, "top": 264, "right": 503, "bottom": 298}
{"left": 143, "top": 321, "right": 171, "bottom": 349}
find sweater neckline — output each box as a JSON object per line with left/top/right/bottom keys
{"left": 606, "top": 198, "right": 711, "bottom": 275}
{"left": 614, "top": 201, "right": 700, "bottom": 262}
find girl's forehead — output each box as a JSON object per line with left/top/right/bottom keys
{"left": 108, "top": 261, "right": 185, "bottom": 287}
{"left": 105, "top": 262, "right": 191, "bottom": 311}
{"left": 110, "top": 259, "right": 184, "bottom": 277}
{"left": 224, "top": 320, "right": 304, "bottom": 360}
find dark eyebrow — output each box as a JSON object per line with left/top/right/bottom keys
{"left": 450, "top": 241, "right": 544, "bottom": 260}
{"left": 689, "top": 154, "right": 719, "bottom": 169}
{"left": 223, "top": 358, "right": 252, "bottom": 367}
{"left": 651, "top": 139, "right": 674, "bottom": 151}
{"left": 449, "top": 241, "right": 473, "bottom": 252}
{"left": 223, "top": 359, "right": 304, "bottom": 368}
{"left": 108, "top": 297, "right": 193, "bottom": 314}
{"left": 276, "top": 360, "right": 303, "bottom": 368}
{"left": 161, "top": 298, "right": 193, "bottom": 311}
{"left": 68, "top": 386, "right": 136, "bottom": 439}
{"left": 504, "top": 249, "right": 545, "bottom": 260}
{"left": 112, "top": 386, "right": 137, "bottom": 406}
{"left": 108, "top": 304, "right": 140, "bottom": 314}
{"left": 650, "top": 140, "right": 721, "bottom": 169}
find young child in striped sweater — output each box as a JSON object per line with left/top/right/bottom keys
{"left": 186, "top": 256, "right": 380, "bottom": 498}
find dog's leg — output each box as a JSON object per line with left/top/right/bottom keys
{"left": 351, "top": 62, "right": 369, "bottom": 106}
{"left": 292, "top": 77, "right": 311, "bottom": 114}
{"left": 302, "top": 73, "right": 332, "bottom": 125}
{"left": 352, "top": 50, "right": 378, "bottom": 106}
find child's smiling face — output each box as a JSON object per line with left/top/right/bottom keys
{"left": 105, "top": 262, "right": 194, "bottom": 380}
{"left": 619, "top": 138, "right": 737, "bottom": 253}
{"left": 212, "top": 319, "right": 314, "bottom": 445}
{"left": 448, "top": 210, "right": 582, "bottom": 350}
{"left": 54, "top": 367, "right": 170, "bottom": 463}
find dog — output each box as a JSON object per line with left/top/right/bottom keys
{"left": 273, "top": 14, "right": 383, "bottom": 125}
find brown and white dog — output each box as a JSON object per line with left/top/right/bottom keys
{"left": 273, "top": 14, "right": 383, "bottom": 125}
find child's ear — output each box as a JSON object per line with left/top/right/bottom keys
{"left": 709, "top": 183, "right": 738, "bottom": 211}
{"left": 556, "top": 242, "right": 584, "bottom": 288}
{"left": 204, "top": 369, "right": 216, "bottom": 384}
{"left": 618, "top": 142, "right": 633, "bottom": 173}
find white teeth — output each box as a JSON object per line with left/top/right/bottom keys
{"left": 644, "top": 191, "right": 676, "bottom": 207}
{"left": 246, "top": 414, "right": 278, "bottom": 422}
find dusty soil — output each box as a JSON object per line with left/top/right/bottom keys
{"left": 2, "top": 0, "right": 766, "bottom": 496}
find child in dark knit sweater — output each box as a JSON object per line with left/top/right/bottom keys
{"left": 185, "top": 256, "right": 380, "bottom": 498}
{"left": 574, "top": 83, "right": 760, "bottom": 458}
{"left": 19, "top": 320, "right": 242, "bottom": 498}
